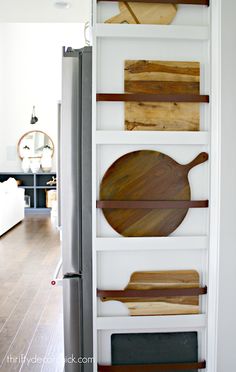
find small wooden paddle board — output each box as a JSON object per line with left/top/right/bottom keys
{"left": 100, "top": 270, "right": 200, "bottom": 316}
{"left": 105, "top": 2, "right": 177, "bottom": 25}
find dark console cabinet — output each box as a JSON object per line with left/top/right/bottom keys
{"left": 0, "top": 172, "right": 56, "bottom": 213}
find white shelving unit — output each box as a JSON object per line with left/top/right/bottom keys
{"left": 92, "top": 1, "right": 221, "bottom": 370}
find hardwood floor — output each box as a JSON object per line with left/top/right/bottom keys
{"left": 0, "top": 214, "right": 64, "bottom": 372}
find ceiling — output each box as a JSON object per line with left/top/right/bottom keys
{"left": 0, "top": 0, "right": 90, "bottom": 22}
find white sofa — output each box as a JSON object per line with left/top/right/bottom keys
{"left": 0, "top": 178, "right": 25, "bottom": 236}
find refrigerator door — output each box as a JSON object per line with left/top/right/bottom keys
{"left": 61, "top": 48, "right": 81, "bottom": 275}
{"left": 61, "top": 47, "right": 93, "bottom": 372}
{"left": 57, "top": 100, "right": 62, "bottom": 229}
{"left": 80, "top": 47, "right": 93, "bottom": 367}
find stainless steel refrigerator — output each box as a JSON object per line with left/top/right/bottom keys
{"left": 60, "top": 46, "right": 93, "bottom": 372}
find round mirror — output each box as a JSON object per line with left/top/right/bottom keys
{"left": 18, "top": 131, "right": 54, "bottom": 159}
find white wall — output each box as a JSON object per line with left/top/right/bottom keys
{"left": 0, "top": 28, "right": 3, "bottom": 140}
{"left": 217, "top": 0, "right": 236, "bottom": 370}
{"left": 0, "top": 0, "right": 90, "bottom": 23}
{"left": 0, "top": 23, "right": 85, "bottom": 172}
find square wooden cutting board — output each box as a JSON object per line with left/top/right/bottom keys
{"left": 124, "top": 60, "right": 200, "bottom": 131}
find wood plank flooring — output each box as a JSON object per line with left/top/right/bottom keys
{"left": 0, "top": 214, "right": 64, "bottom": 372}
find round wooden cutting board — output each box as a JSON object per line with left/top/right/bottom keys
{"left": 99, "top": 150, "right": 208, "bottom": 237}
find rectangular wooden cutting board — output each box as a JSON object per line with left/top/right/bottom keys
{"left": 124, "top": 60, "right": 200, "bottom": 131}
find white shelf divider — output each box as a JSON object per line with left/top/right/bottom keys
{"left": 96, "top": 130, "right": 209, "bottom": 145}
{"left": 97, "top": 314, "right": 207, "bottom": 331}
{"left": 95, "top": 236, "right": 208, "bottom": 251}
{"left": 94, "top": 24, "right": 209, "bottom": 41}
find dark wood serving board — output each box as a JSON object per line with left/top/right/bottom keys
{"left": 99, "top": 150, "right": 208, "bottom": 237}
{"left": 125, "top": 60, "right": 200, "bottom": 131}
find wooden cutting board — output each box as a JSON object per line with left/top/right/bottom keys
{"left": 99, "top": 150, "right": 208, "bottom": 237}
{"left": 125, "top": 60, "right": 200, "bottom": 131}
{"left": 105, "top": 2, "right": 177, "bottom": 25}
{"left": 101, "top": 270, "right": 200, "bottom": 316}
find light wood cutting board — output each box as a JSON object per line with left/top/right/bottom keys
{"left": 105, "top": 2, "right": 177, "bottom": 25}
{"left": 125, "top": 60, "right": 200, "bottom": 131}
{"left": 100, "top": 270, "right": 200, "bottom": 316}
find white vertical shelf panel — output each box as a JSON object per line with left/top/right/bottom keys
{"left": 207, "top": 0, "right": 221, "bottom": 371}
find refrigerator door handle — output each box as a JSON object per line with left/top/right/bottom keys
{"left": 64, "top": 273, "right": 82, "bottom": 279}
{"left": 51, "top": 258, "right": 63, "bottom": 286}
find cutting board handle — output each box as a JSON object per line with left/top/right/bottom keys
{"left": 185, "top": 152, "right": 208, "bottom": 172}
{"left": 105, "top": 3, "right": 137, "bottom": 24}
{"left": 105, "top": 12, "right": 129, "bottom": 24}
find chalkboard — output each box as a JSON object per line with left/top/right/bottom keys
{"left": 111, "top": 332, "right": 198, "bottom": 372}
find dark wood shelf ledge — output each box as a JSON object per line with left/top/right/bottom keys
{"left": 97, "top": 286, "right": 207, "bottom": 298}
{"left": 97, "top": 0, "right": 209, "bottom": 5}
{"left": 98, "top": 361, "right": 206, "bottom": 372}
{"left": 96, "top": 200, "right": 209, "bottom": 209}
